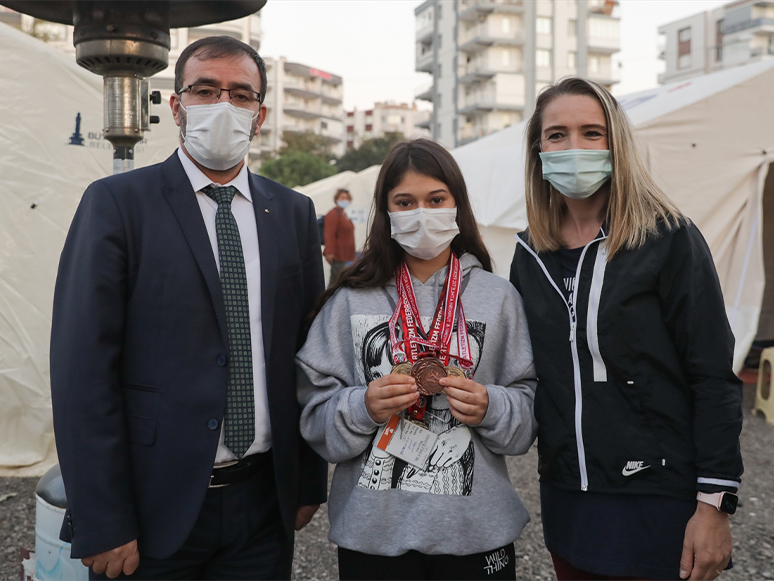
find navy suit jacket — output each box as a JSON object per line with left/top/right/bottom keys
{"left": 50, "top": 152, "right": 328, "bottom": 559}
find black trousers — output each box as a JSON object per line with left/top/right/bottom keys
{"left": 90, "top": 460, "right": 293, "bottom": 580}
{"left": 338, "top": 543, "right": 516, "bottom": 581}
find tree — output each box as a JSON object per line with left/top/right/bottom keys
{"left": 337, "top": 132, "right": 404, "bottom": 173}
{"left": 260, "top": 151, "right": 336, "bottom": 188}
{"left": 278, "top": 131, "right": 332, "bottom": 161}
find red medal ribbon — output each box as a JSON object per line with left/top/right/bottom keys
{"left": 387, "top": 254, "right": 474, "bottom": 420}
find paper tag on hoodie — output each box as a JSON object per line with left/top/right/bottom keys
{"left": 375, "top": 414, "right": 437, "bottom": 469}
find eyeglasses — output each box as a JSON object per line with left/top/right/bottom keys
{"left": 178, "top": 84, "right": 263, "bottom": 108}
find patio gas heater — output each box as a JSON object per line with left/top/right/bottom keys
{"left": 2, "top": 0, "right": 266, "bottom": 173}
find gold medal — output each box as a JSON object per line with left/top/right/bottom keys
{"left": 446, "top": 366, "right": 466, "bottom": 378}
{"left": 391, "top": 362, "right": 412, "bottom": 376}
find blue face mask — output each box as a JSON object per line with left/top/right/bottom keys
{"left": 337, "top": 200, "right": 350, "bottom": 209}
{"left": 539, "top": 149, "right": 612, "bottom": 200}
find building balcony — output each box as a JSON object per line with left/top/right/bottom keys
{"left": 587, "top": 35, "right": 620, "bottom": 54}
{"left": 415, "top": 118, "right": 432, "bottom": 130}
{"left": 416, "top": 49, "right": 434, "bottom": 73}
{"left": 416, "top": 23, "right": 434, "bottom": 43}
{"left": 459, "top": 0, "right": 524, "bottom": 22}
{"left": 459, "top": 64, "right": 521, "bottom": 85}
{"left": 415, "top": 82, "right": 434, "bottom": 101}
{"left": 725, "top": 17, "right": 774, "bottom": 35}
{"left": 459, "top": 27, "right": 523, "bottom": 53}
{"left": 284, "top": 79, "right": 323, "bottom": 101}
{"left": 459, "top": 93, "right": 522, "bottom": 114}
{"left": 750, "top": 44, "right": 774, "bottom": 58}
{"left": 284, "top": 104, "right": 323, "bottom": 120}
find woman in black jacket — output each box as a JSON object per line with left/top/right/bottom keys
{"left": 509, "top": 77, "right": 743, "bottom": 581}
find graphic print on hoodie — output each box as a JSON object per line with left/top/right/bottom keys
{"left": 351, "top": 315, "right": 486, "bottom": 495}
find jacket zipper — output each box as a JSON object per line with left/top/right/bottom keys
{"left": 516, "top": 232, "right": 607, "bottom": 492}
{"left": 587, "top": 242, "right": 609, "bottom": 382}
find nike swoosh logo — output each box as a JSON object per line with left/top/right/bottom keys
{"left": 622, "top": 465, "right": 651, "bottom": 476}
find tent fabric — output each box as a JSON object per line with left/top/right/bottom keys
{"left": 0, "top": 23, "right": 180, "bottom": 474}
{"left": 300, "top": 59, "right": 774, "bottom": 375}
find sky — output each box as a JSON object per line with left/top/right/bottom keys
{"left": 259, "top": 0, "right": 729, "bottom": 110}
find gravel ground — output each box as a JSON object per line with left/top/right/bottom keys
{"left": 1, "top": 385, "right": 772, "bottom": 581}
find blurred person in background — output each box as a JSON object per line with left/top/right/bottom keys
{"left": 324, "top": 188, "right": 356, "bottom": 286}
{"left": 509, "top": 77, "right": 743, "bottom": 581}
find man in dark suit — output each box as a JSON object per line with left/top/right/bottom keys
{"left": 50, "top": 36, "right": 327, "bottom": 579}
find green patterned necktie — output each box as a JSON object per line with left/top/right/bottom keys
{"left": 203, "top": 185, "right": 254, "bottom": 458}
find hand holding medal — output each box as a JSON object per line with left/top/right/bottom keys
{"left": 364, "top": 373, "right": 419, "bottom": 424}
{"left": 439, "top": 375, "right": 489, "bottom": 426}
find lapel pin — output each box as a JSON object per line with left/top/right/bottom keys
{"left": 264, "top": 209, "right": 269, "bottom": 213}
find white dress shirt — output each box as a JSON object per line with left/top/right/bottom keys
{"left": 177, "top": 148, "right": 271, "bottom": 462}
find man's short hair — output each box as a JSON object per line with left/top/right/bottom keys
{"left": 175, "top": 36, "right": 268, "bottom": 103}
{"left": 334, "top": 188, "right": 351, "bottom": 201}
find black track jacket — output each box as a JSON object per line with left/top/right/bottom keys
{"left": 509, "top": 219, "right": 743, "bottom": 500}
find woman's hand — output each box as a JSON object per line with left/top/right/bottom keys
{"left": 441, "top": 376, "right": 489, "bottom": 425}
{"left": 365, "top": 374, "right": 418, "bottom": 424}
{"left": 679, "top": 502, "right": 732, "bottom": 580}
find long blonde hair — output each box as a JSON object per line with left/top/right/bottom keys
{"left": 525, "top": 77, "right": 681, "bottom": 257}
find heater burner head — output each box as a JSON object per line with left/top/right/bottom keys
{"left": 2, "top": 1, "right": 266, "bottom": 75}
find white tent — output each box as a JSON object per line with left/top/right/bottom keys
{"left": 300, "top": 59, "right": 774, "bottom": 373}
{"left": 0, "top": 23, "right": 180, "bottom": 474}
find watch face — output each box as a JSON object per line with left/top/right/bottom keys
{"left": 720, "top": 493, "right": 738, "bottom": 515}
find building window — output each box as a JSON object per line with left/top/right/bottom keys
{"left": 346, "top": 125, "right": 354, "bottom": 133}
{"left": 502, "top": 17, "right": 510, "bottom": 34}
{"left": 321, "top": 121, "right": 328, "bottom": 130}
{"left": 536, "top": 17, "right": 551, "bottom": 35}
{"left": 536, "top": 49, "right": 552, "bottom": 68}
{"left": 438, "top": 34, "right": 442, "bottom": 49}
{"left": 588, "top": 55, "right": 600, "bottom": 75}
{"left": 347, "top": 111, "right": 354, "bottom": 117}
{"left": 366, "top": 110, "right": 373, "bottom": 116}
{"left": 347, "top": 140, "right": 354, "bottom": 148}
{"left": 568, "top": 51, "right": 576, "bottom": 69}
{"left": 678, "top": 27, "right": 691, "bottom": 69}
{"left": 716, "top": 19, "right": 724, "bottom": 61}
{"left": 568, "top": 19, "right": 577, "bottom": 37}
{"left": 502, "top": 49, "right": 510, "bottom": 66}
{"left": 365, "top": 124, "right": 372, "bottom": 131}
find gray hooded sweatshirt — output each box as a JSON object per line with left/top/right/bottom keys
{"left": 296, "top": 253, "right": 537, "bottom": 556}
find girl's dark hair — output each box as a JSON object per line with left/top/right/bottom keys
{"left": 310, "top": 138, "right": 492, "bottom": 321}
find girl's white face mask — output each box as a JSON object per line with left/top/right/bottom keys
{"left": 389, "top": 207, "right": 460, "bottom": 261}
{"left": 539, "top": 149, "right": 612, "bottom": 200}
{"left": 180, "top": 101, "right": 258, "bottom": 171}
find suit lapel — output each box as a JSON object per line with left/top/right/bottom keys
{"left": 161, "top": 154, "right": 229, "bottom": 345}
{"left": 251, "top": 173, "right": 278, "bottom": 363}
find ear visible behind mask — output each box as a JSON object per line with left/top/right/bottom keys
{"left": 181, "top": 102, "right": 257, "bottom": 171}
{"left": 389, "top": 208, "right": 460, "bottom": 260}
{"left": 539, "top": 149, "right": 612, "bottom": 200}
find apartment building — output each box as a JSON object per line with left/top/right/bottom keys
{"left": 658, "top": 0, "right": 774, "bottom": 85}
{"left": 345, "top": 102, "right": 432, "bottom": 150}
{"left": 415, "top": 0, "right": 621, "bottom": 147}
{"left": 1, "top": 8, "right": 345, "bottom": 160}
{"left": 262, "top": 58, "right": 345, "bottom": 158}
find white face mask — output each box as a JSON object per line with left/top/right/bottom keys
{"left": 539, "top": 149, "right": 612, "bottom": 200}
{"left": 337, "top": 200, "right": 350, "bottom": 209}
{"left": 180, "top": 101, "right": 258, "bottom": 171}
{"left": 389, "top": 207, "right": 460, "bottom": 261}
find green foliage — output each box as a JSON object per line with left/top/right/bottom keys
{"left": 278, "top": 131, "right": 332, "bottom": 161}
{"left": 337, "top": 132, "right": 405, "bottom": 173}
{"left": 260, "top": 151, "right": 336, "bottom": 188}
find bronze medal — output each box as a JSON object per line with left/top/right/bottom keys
{"left": 446, "top": 366, "right": 466, "bottom": 379}
{"left": 391, "top": 362, "right": 413, "bottom": 376}
{"left": 411, "top": 357, "right": 447, "bottom": 396}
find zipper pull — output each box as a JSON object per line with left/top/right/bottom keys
{"left": 570, "top": 321, "right": 576, "bottom": 342}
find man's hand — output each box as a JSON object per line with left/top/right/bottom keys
{"left": 440, "top": 376, "right": 489, "bottom": 425}
{"left": 82, "top": 539, "right": 139, "bottom": 579}
{"left": 295, "top": 504, "right": 320, "bottom": 531}
{"left": 324, "top": 253, "right": 334, "bottom": 265}
{"left": 364, "top": 374, "right": 418, "bottom": 424}
{"left": 679, "top": 502, "right": 732, "bottom": 580}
